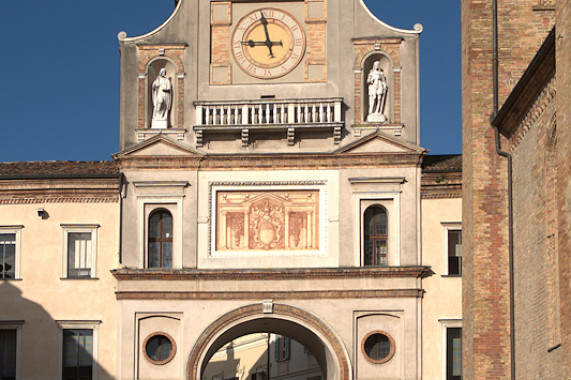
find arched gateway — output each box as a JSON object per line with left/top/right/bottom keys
{"left": 187, "top": 303, "right": 352, "bottom": 380}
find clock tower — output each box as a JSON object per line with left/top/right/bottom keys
{"left": 115, "top": 1, "right": 428, "bottom": 379}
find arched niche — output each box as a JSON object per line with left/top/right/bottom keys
{"left": 147, "top": 58, "right": 177, "bottom": 129}
{"left": 362, "top": 53, "right": 393, "bottom": 124}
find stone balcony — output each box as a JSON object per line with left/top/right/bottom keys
{"left": 193, "top": 98, "right": 344, "bottom": 147}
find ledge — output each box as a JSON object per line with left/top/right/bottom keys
{"left": 116, "top": 288, "right": 425, "bottom": 300}
{"left": 112, "top": 266, "right": 432, "bottom": 281}
{"left": 136, "top": 128, "right": 187, "bottom": 142}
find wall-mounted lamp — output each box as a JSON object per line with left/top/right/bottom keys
{"left": 37, "top": 207, "right": 49, "bottom": 219}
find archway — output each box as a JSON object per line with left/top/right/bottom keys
{"left": 187, "top": 303, "right": 352, "bottom": 380}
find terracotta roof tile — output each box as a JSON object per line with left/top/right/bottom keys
{"left": 421, "top": 154, "right": 462, "bottom": 172}
{"left": 0, "top": 161, "right": 120, "bottom": 179}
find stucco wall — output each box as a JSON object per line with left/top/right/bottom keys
{"left": 0, "top": 202, "right": 119, "bottom": 379}
{"left": 421, "top": 197, "right": 462, "bottom": 380}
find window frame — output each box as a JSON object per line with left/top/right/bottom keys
{"left": 0, "top": 320, "right": 23, "bottom": 380}
{"left": 363, "top": 205, "right": 389, "bottom": 266}
{"left": 439, "top": 319, "right": 462, "bottom": 380}
{"left": 142, "top": 332, "right": 177, "bottom": 365}
{"left": 0, "top": 226, "right": 23, "bottom": 280}
{"left": 441, "top": 222, "right": 462, "bottom": 276}
{"left": 147, "top": 209, "right": 174, "bottom": 269}
{"left": 61, "top": 224, "right": 99, "bottom": 279}
{"left": 354, "top": 193, "right": 401, "bottom": 267}
{"left": 56, "top": 320, "right": 100, "bottom": 380}
{"left": 360, "top": 330, "right": 395, "bottom": 364}
{"left": 137, "top": 197, "right": 182, "bottom": 269}
{"left": 275, "top": 335, "right": 290, "bottom": 362}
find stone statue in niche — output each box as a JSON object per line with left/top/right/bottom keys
{"left": 366, "top": 61, "right": 388, "bottom": 123}
{"left": 151, "top": 68, "right": 172, "bottom": 129}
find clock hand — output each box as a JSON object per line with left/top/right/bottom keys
{"left": 259, "top": 11, "right": 275, "bottom": 58}
{"left": 242, "top": 40, "right": 283, "bottom": 48}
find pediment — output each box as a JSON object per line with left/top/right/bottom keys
{"left": 334, "top": 130, "right": 426, "bottom": 154}
{"left": 244, "top": 192, "right": 291, "bottom": 206}
{"left": 113, "top": 135, "right": 205, "bottom": 159}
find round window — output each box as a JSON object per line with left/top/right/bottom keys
{"left": 362, "top": 331, "right": 395, "bottom": 364}
{"left": 143, "top": 332, "right": 176, "bottom": 365}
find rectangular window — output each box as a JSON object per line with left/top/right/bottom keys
{"left": 447, "top": 230, "right": 462, "bottom": 275}
{"left": 68, "top": 233, "right": 92, "bottom": 278}
{"left": 61, "top": 225, "right": 98, "bottom": 279}
{"left": 62, "top": 329, "right": 93, "bottom": 380}
{"left": 0, "top": 234, "right": 16, "bottom": 279}
{"left": 446, "top": 327, "right": 462, "bottom": 380}
{"left": 275, "top": 335, "right": 290, "bottom": 361}
{"left": 0, "top": 329, "right": 17, "bottom": 380}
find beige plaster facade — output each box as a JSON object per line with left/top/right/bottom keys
{"left": 0, "top": 1, "right": 463, "bottom": 379}
{"left": 0, "top": 167, "right": 120, "bottom": 380}
{"left": 421, "top": 197, "right": 462, "bottom": 380}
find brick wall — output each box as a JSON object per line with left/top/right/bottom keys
{"left": 508, "top": 77, "right": 560, "bottom": 379}
{"left": 462, "top": 1, "right": 511, "bottom": 378}
{"left": 555, "top": 0, "right": 571, "bottom": 376}
{"left": 462, "top": 1, "right": 555, "bottom": 379}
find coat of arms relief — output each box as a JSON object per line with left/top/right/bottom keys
{"left": 216, "top": 191, "right": 319, "bottom": 251}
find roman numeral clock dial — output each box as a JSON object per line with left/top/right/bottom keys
{"left": 232, "top": 8, "right": 306, "bottom": 79}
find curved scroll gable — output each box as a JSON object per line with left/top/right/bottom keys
{"left": 117, "top": 0, "right": 184, "bottom": 43}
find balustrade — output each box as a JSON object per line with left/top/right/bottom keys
{"left": 194, "top": 98, "right": 343, "bottom": 147}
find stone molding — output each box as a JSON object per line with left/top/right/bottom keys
{"left": 186, "top": 303, "right": 351, "bottom": 380}
{"left": 116, "top": 289, "right": 424, "bottom": 300}
{"left": 506, "top": 76, "right": 556, "bottom": 151}
{"left": 112, "top": 266, "right": 431, "bottom": 280}
{"left": 0, "top": 197, "right": 118, "bottom": 204}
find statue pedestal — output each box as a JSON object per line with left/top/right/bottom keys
{"left": 151, "top": 120, "right": 168, "bottom": 129}
{"left": 366, "top": 113, "right": 387, "bottom": 123}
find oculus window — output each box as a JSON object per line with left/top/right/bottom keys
{"left": 361, "top": 331, "right": 395, "bottom": 364}
{"left": 143, "top": 333, "right": 176, "bottom": 365}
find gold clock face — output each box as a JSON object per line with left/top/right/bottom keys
{"left": 232, "top": 8, "right": 306, "bottom": 79}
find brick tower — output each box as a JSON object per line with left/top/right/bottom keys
{"left": 462, "top": 0, "right": 569, "bottom": 379}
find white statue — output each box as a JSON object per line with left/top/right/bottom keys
{"left": 151, "top": 68, "right": 172, "bottom": 129}
{"left": 366, "top": 61, "right": 388, "bottom": 122}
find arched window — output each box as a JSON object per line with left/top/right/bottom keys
{"left": 364, "top": 206, "right": 388, "bottom": 266}
{"left": 148, "top": 209, "right": 173, "bottom": 268}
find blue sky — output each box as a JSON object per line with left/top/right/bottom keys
{"left": 0, "top": 1, "right": 460, "bottom": 162}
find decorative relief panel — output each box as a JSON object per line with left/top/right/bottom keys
{"left": 216, "top": 190, "right": 319, "bottom": 251}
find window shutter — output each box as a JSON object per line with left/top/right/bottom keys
{"left": 275, "top": 336, "right": 280, "bottom": 361}
{"left": 284, "top": 336, "right": 290, "bottom": 360}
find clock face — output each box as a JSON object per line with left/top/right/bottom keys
{"left": 232, "top": 8, "right": 306, "bottom": 79}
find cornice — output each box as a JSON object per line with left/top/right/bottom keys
{"left": 116, "top": 289, "right": 425, "bottom": 300}
{"left": 0, "top": 177, "right": 121, "bottom": 200}
{"left": 112, "top": 266, "right": 432, "bottom": 281}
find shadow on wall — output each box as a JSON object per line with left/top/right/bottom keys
{"left": 0, "top": 281, "right": 113, "bottom": 379}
